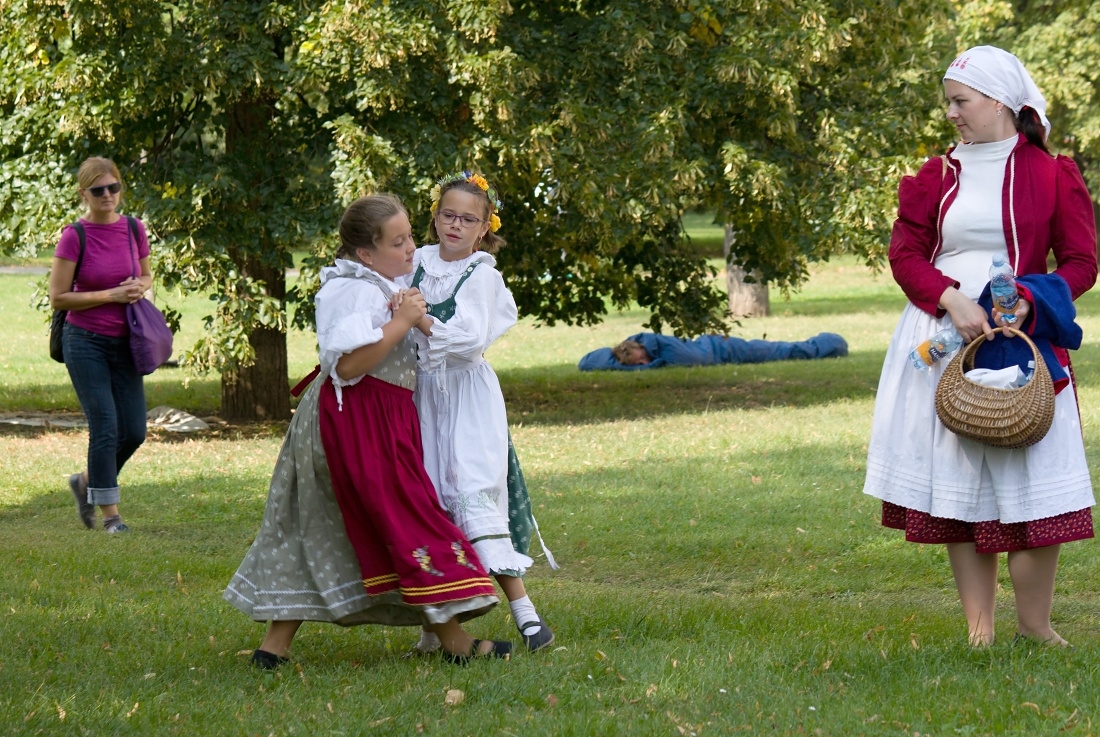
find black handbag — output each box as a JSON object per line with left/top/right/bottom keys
{"left": 49, "top": 222, "right": 86, "bottom": 363}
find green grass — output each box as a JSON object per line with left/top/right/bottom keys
{"left": 4, "top": 257, "right": 1100, "bottom": 735}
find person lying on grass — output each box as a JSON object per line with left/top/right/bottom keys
{"left": 578, "top": 332, "right": 848, "bottom": 371}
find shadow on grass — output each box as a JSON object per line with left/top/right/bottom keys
{"left": 501, "top": 350, "right": 885, "bottom": 426}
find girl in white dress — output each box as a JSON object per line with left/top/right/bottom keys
{"left": 407, "top": 172, "right": 557, "bottom": 653}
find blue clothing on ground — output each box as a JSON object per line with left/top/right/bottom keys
{"left": 577, "top": 332, "right": 849, "bottom": 371}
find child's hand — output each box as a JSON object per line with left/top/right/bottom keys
{"left": 390, "top": 289, "right": 407, "bottom": 311}
{"left": 393, "top": 290, "right": 427, "bottom": 325}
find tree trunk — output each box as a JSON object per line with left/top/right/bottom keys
{"left": 220, "top": 97, "right": 291, "bottom": 421}
{"left": 724, "top": 225, "right": 769, "bottom": 318}
{"left": 220, "top": 258, "right": 290, "bottom": 421}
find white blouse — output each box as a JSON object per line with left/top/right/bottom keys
{"left": 938, "top": 136, "right": 1016, "bottom": 298}
{"left": 407, "top": 246, "right": 518, "bottom": 374}
{"left": 315, "top": 259, "right": 402, "bottom": 393}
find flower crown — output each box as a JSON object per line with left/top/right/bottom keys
{"left": 429, "top": 170, "right": 502, "bottom": 232}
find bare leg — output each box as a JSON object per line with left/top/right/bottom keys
{"left": 1007, "top": 544, "right": 1067, "bottom": 645}
{"left": 258, "top": 620, "right": 303, "bottom": 658}
{"left": 496, "top": 574, "right": 527, "bottom": 602}
{"left": 946, "top": 542, "right": 998, "bottom": 646}
{"left": 80, "top": 472, "right": 120, "bottom": 518}
{"left": 427, "top": 618, "right": 494, "bottom": 657}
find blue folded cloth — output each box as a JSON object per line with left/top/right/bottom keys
{"left": 974, "top": 272, "right": 1080, "bottom": 392}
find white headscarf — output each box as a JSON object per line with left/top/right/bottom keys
{"left": 943, "top": 45, "right": 1050, "bottom": 136}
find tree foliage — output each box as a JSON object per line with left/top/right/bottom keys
{"left": 953, "top": 1, "right": 1100, "bottom": 203}
{"left": 18, "top": 1, "right": 1098, "bottom": 418}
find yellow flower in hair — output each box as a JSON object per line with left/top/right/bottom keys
{"left": 489, "top": 213, "right": 501, "bottom": 232}
{"left": 468, "top": 174, "right": 489, "bottom": 192}
{"left": 430, "top": 200, "right": 439, "bottom": 215}
{"left": 429, "top": 184, "right": 441, "bottom": 203}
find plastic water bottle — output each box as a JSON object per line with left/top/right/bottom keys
{"left": 909, "top": 327, "right": 963, "bottom": 370}
{"left": 990, "top": 255, "right": 1019, "bottom": 323}
{"left": 1016, "top": 360, "right": 1036, "bottom": 387}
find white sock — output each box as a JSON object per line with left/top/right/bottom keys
{"left": 415, "top": 629, "right": 441, "bottom": 653}
{"left": 509, "top": 596, "right": 541, "bottom": 636}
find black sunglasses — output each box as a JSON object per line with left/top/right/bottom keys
{"left": 87, "top": 182, "right": 122, "bottom": 197}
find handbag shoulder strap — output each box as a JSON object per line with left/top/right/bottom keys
{"left": 68, "top": 222, "right": 86, "bottom": 282}
{"left": 124, "top": 215, "right": 141, "bottom": 279}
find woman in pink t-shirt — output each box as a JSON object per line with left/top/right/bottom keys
{"left": 48, "top": 157, "right": 152, "bottom": 533}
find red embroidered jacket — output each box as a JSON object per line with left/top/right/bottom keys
{"left": 888, "top": 134, "right": 1097, "bottom": 318}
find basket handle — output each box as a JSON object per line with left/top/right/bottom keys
{"left": 958, "top": 326, "right": 1041, "bottom": 372}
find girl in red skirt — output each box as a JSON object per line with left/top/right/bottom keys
{"left": 226, "top": 195, "right": 510, "bottom": 667}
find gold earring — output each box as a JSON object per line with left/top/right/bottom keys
{"left": 997, "top": 108, "right": 1002, "bottom": 116}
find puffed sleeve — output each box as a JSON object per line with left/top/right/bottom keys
{"left": 417, "top": 266, "right": 517, "bottom": 371}
{"left": 888, "top": 157, "right": 959, "bottom": 316}
{"left": 1050, "top": 155, "right": 1098, "bottom": 300}
{"left": 315, "top": 278, "right": 390, "bottom": 383}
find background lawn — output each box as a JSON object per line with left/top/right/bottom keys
{"left": 3, "top": 256, "right": 1100, "bottom": 736}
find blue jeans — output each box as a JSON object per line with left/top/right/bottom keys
{"left": 63, "top": 323, "right": 146, "bottom": 506}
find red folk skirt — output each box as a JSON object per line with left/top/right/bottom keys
{"left": 882, "top": 501, "right": 1093, "bottom": 554}
{"left": 318, "top": 375, "right": 496, "bottom": 608}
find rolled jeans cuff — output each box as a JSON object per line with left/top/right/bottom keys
{"left": 87, "top": 486, "right": 121, "bottom": 507}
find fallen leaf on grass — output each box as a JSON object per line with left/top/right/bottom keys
{"left": 646, "top": 684, "right": 658, "bottom": 698}
{"left": 546, "top": 694, "right": 558, "bottom": 707}
{"left": 326, "top": 703, "right": 333, "bottom": 713}
{"left": 445, "top": 689, "right": 464, "bottom": 706}
{"left": 56, "top": 704, "right": 65, "bottom": 721}
{"left": 126, "top": 702, "right": 139, "bottom": 719}
{"left": 369, "top": 717, "right": 392, "bottom": 727}
{"left": 1021, "top": 702, "right": 1040, "bottom": 713}
{"left": 751, "top": 476, "right": 761, "bottom": 484}
{"left": 595, "top": 650, "right": 606, "bottom": 661}
{"left": 910, "top": 637, "right": 919, "bottom": 650}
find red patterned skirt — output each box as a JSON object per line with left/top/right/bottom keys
{"left": 882, "top": 501, "right": 1093, "bottom": 554}
{"left": 318, "top": 375, "right": 496, "bottom": 607}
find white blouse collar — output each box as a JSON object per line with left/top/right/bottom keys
{"left": 320, "top": 258, "right": 403, "bottom": 290}
{"left": 418, "top": 245, "right": 496, "bottom": 277}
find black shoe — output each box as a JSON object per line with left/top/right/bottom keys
{"left": 519, "top": 618, "right": 555, "bottom": 652}
{"left": 251, "top": 649, "right": 290, "bottom": 670}
{"left": 69, "top": 473, "right": 95, "bottom": 530}
{"left": 441, "top": 639, "right": 512, "bottom": 665}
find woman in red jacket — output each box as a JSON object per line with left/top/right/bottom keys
{"left": 863, "top": 46, "right": 1097, "bottom": 647}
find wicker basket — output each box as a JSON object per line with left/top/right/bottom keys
{"left": 933, "top": 326, "right": 1055, "bottom": 449}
